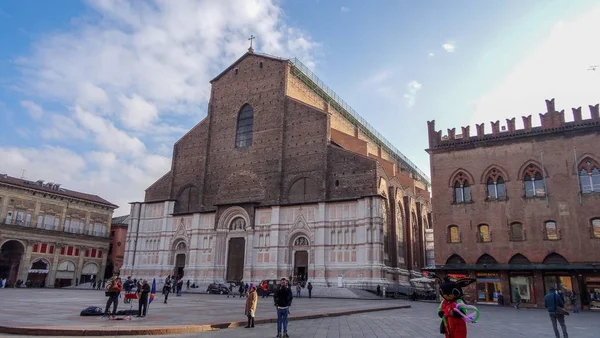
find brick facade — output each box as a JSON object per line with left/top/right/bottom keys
{"left": 123, "top": 51, "right": 431, "bottom": 289}
{"left": 426, "top": 99, "right": 600, "bottom": 310}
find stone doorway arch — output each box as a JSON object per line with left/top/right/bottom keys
{"left": 0, "top": 240, "right": 25, "bottom": 284}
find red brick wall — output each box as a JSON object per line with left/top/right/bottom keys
{"left": 110, "top": 225, "right": 128, "bottom": 272}
{"left": 430, "top": 130, "right": 600, "bottom": 266}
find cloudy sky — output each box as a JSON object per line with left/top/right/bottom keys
{"left": 1, "top": 0, "right": 599, "bottom": 214}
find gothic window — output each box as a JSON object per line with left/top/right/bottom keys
{"left": 486, "top": 175, "right": 506, "bottom": 200}
{"left": 446, "top": 254, "right": 466, "bottom": 265}
{"left": 452, "top": 172, "right": 472, "bottom": 203}
{"left": 294, "top": 236, "right": 309, "bottom": 246}
{"left": 447, "top": 225, "right": 460, "bottom": 243}
{"left": 174, "top": 185, "right": 200, "bottom": 214}
{"left": 509, "top": 222, "right": 525, "bottom": 241}
{"left": 477, "top": 224, "right": 491, "bottom": 242}
{"left": 591, "top": 218, "right": 600, "bottom": 238}
{"left": 544, "top": 221, "right": 559, "bottom": 240}
{"left": 235, "top": 104, "right": 254, "bottom": 148}
{"left": 523, "top": 164, "right": 546, "bottom": 197}
{"left": 578, "top": 158, "right": 600, "bottom": 194}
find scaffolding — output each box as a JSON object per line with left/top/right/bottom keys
{"left": 288, "top": 57, "right": 431, "bottom": 186}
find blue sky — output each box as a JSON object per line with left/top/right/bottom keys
{"left": 1, "top": 0, "right": 599, "bottom": 213}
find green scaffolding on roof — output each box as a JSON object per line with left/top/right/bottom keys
{"left": 288, "top": 57, "right": 431, "bottom": 186}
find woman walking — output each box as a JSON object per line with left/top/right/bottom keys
{"left": 245, "top": 285, "right": 258, "bottom": 328}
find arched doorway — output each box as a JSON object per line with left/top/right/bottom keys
{"left": 81, "top": 263, "right": 99, "bottom": 284}
{"left": 172, "top": 241, "right": 187, "bottom": 279}
{"left": 56, "top": 261, "right": 76, "bottom": 287}
{"left": 27, "top": 259, "right": 50, "bottom": 287}
{"left": 292, "top": 236, "right": 310, "bottom": 285}
{"left": 0, "top": 240, "right": 25, "bottom": 284}
{"left": 226, "top": 238, "right": 245, "bottom": 283}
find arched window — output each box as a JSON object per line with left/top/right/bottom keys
{"left": 445, "top": 254, "right": 466, "bottom": 265}
{"left": 452, "top": 172, "right": 472, "bottom": 203}
{"left": 484, "top": 167, "right": 507, "bottom": 200}
{"left": 591, "top": 218, "right": 600, "bottom": 239}
{"left": 579, "top": 158, "right": 600, "bottom": 193}
{"left": 477, "top": 224, "right": 491, "bottom": 242}
{"left": 447, "top": 225, "right": 460, "bottom": 243}
{"left": 235, "top": 104, "right": 254, "bottom": 148}
{"left": 544, "top": 221, "right": 559, "bottom": 240}
{"left": 523, "top": 164, "right": 546, "bottom": 198}
{"left": 476, "top": 254, "right": 498, "bottom": 265}
{"left": 509, "top": 222, "right": 525, "bottom": 241}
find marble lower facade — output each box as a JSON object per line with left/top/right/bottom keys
{"left": 120, "top": 197, "right": 425, "bottom": 288}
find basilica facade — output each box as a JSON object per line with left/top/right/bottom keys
{"left": 120, "top": 50, "right": 431, "bottom": 288}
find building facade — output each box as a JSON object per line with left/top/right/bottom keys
{"left": 425, "top": 99, "right": 600, "bottom": 309}
{"left": 107, "top": 215, "right": 129, "bottom": 277}
{"left": 0, "top": 174, "right": 117, "bottom": 287}
{"left": 121, "top": 50, "right": 432, "bottom": 289}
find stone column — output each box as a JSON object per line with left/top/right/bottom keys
{"left": 85, "top": 211, "right": 92, "bottom": 235}
{"left": 0, "top": 193, "right": 9, "bottom": 221}
{"left": 17, "top": 241, "right": 33, "bottom": 282}
{"left": 48, "top": 244, "right": 61, "bottom": 287}
{"left": 59, "top": 203, "right": 68, "bottom": 232}
{"left": 75, "top": 246, "right": 85, "bottom": 283}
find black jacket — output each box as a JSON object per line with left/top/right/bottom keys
{"left": 139, "top": 283, "right": 151, "bottom": 299}
{"left": 274, "top": 286, "right": 293, "bottom": 307}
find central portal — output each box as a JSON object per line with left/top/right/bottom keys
{"left": 294, "top": 250, "right": 309, "bottom": 282}
{"left": 226, "top": 238, "right": 245, "bottom": 283}
{"left": 174, "top": 254, "right": 186, "bottom": 278}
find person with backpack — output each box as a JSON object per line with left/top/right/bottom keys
{"left": 104, "top": 276, "right": 122, "bottom": 316}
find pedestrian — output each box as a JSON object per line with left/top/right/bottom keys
{"left": 187, "top": 279, "right": 190, "bottom": 290}
{"left": 245, "top": 282, "right": 249, "bottom": 295}
{"left": 307, "top": 282, "right": 313, "bottom": 298}
{"left": 239, "top": 283, "right": 245, "bottom": 298}
{"left": 296, "top": 283, "right": 301, "bottom": 298}
{"left": 163, "top": 279, "right": 171, "bottom": 304}
{"left": 262, "top": 281, "right": 268, "bottom": 298}
{"left": 245, "top": 285, "right": 258, "bottom": 328}
{"left": 137, "top": 280, "right": 151, "bottom": 317}
{"left": 104, "top": 276, "right": 122, "bottom": 316}
{"left": 227, "top": 283, "right": 233, "bottom": 298}
{"left": 377, "top": 285, "right": 381, "bottom": 297}
{"left": 514, "top": 288, "right": 522, "bottom": 309}
{"left": 544, "top": 287, "right": 569, "bottom": 338}
{"left": 274, "top": 278, "right": 293, "bottom": 338}
{"left": 177, "top": 278, "right": 183, "bottom": 296}
{"left": 92, "top": 280, "right": 97, "bottom": 289}
{"left": 570, "top": 292, "right": 579, "bottom": 313}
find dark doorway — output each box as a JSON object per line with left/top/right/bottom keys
{"left": 174, "top": 254, "right": 185, "bottom": 278}
{"left": 294, "top": 250, "right": 309, "bottom": 282}
{"left": 0, "top": 240, "right": 25, "bottom": 284}
{"left": 226, "top": 238, "right": 245, "bottom": 283}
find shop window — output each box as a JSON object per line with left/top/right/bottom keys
{"left": 509, "top": 222, "right": 526, "bottom": 241}
{"left": 477, "top": 224, "right": 491, "bottom": 242}
{"left": 592, "top": 218, "right": 600, "bottom": 238}
{"left": 544, "top": 221, "right": 559, "bottom": 240}
{"left": 510, "top": 275, "right": 535, "bottom": 305}
{"left": 447, "top": 225, "right": 460, "bottom": 243}
{"left": 544, "top": 275, "right": 573, "bottom": 299}
{"left": 476, "top": 273, "right": 502, "bottom": 303}
{"left": 523, "top": 164, "right": 546, "bottom": 198}
{"left": 578, "top": 158, "right": 600, "bottom": 193}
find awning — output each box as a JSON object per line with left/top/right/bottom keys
{"left": 28, "top": 269, "right": 49, "bottom": 274}
{"left": 422, "top": 263, "right": 600, "bottom": 272}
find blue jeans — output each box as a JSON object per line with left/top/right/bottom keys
{"left": 277, "top": 308, "right": 289, "bottom": 334}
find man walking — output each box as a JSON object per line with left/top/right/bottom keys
{"left": 545, "top": 287, "right": 569, "bottom": 338}
{"left": 274, "top": 278, "right": 293, "bottom": 338}
{"left": 138, "top": 280, "right": 151, "bottom": 317}
{"left": 514, "top": 288, "right": 521, "bottom": 309}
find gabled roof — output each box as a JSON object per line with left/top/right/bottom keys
{"left": 112, "top": 214, "right": 130, "bottom": 225}
{"left": 0, "top": 173, "right": 118, "bottom": 208}
{"left": 209, "top": 51, "right": 289, "bottom": 84}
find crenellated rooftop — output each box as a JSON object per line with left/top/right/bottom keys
{"left": 427, "top": 99, "right": 600, "bottom": 150}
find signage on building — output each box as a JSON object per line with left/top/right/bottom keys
{"left": 448, "top": 273, "right": 467, "bottom": 279}
{"left": 586, "top": 276, "right": 600, "bottom": 283}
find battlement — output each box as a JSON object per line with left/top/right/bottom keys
{"left": 427, "top": 99, "right": 600, "bottom": 149}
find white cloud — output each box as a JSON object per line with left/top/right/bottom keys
{"left": 403, "top": 80, "right": 423, "bottom": 107}
{"left": 470, "top": 5, "right": 600, "bottom": 129}
{"left": 119, "top": 94, "right": 158, "bottom": 130}
{"left": 20, "top": 100, "right": 43, "bottom": 119}
{"left": 341, "top": 6, "right": 350, "bottom": 12}
{"left": 442, "top": 43, "right": 456, "bottom": 53}
{"left": 10, "top": 0, "right": 318, "bottom": 213}
{"left": 428, "top": 52, "right": 435, "bottom": 58}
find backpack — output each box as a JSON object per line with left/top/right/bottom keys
{"left": 80, "top": 306, "right": 104, "bottom": 316}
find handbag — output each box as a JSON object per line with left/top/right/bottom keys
{"left": 554, "top": 294, "right": 569, "bottom": 316}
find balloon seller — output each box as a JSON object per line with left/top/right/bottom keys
{"left": 432, "top": 275, "right": 480, "bottom": 338}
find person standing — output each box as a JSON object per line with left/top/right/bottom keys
{"left": 307, "top": 282, "right": 313, "bottom": 299}
{"left": 245, "top": 286, "right": 258, "bottom": 328}
{"left": 177, "top": 278, "right": 183, "bottom": 296}
{"left": 104, "top": 276, "right": 122, "bottom": 316}
{"left": 138, "top": 280, "right": 151, "bottom": 317}
{"left": 186, "top": 279, "right": 190, "bottom": 290}
{"left": 514, "top": 288, "right": 522, "bottom": 309}
{"left": 163, "top": 279, "right": 171, "bottom": 304}
{"left": 239, "top": 283, "right": 245, "bottom": 298}
{"left": 376, "top": 285, "right": 381, "bottom": 297}
{"left": 570, "top": 292, "right": 579, "bottom": 313}
{"left": 262, "top": 281, "right": 268, "bottom": 298}
{"left": 545, "top": 287, "right": 569, "bottom": 338}
{"left": 274, "top": 278, "right": 293, "bottom": 338}
{"left": 296, "top": 284, "right": 301, "bottom": 298}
